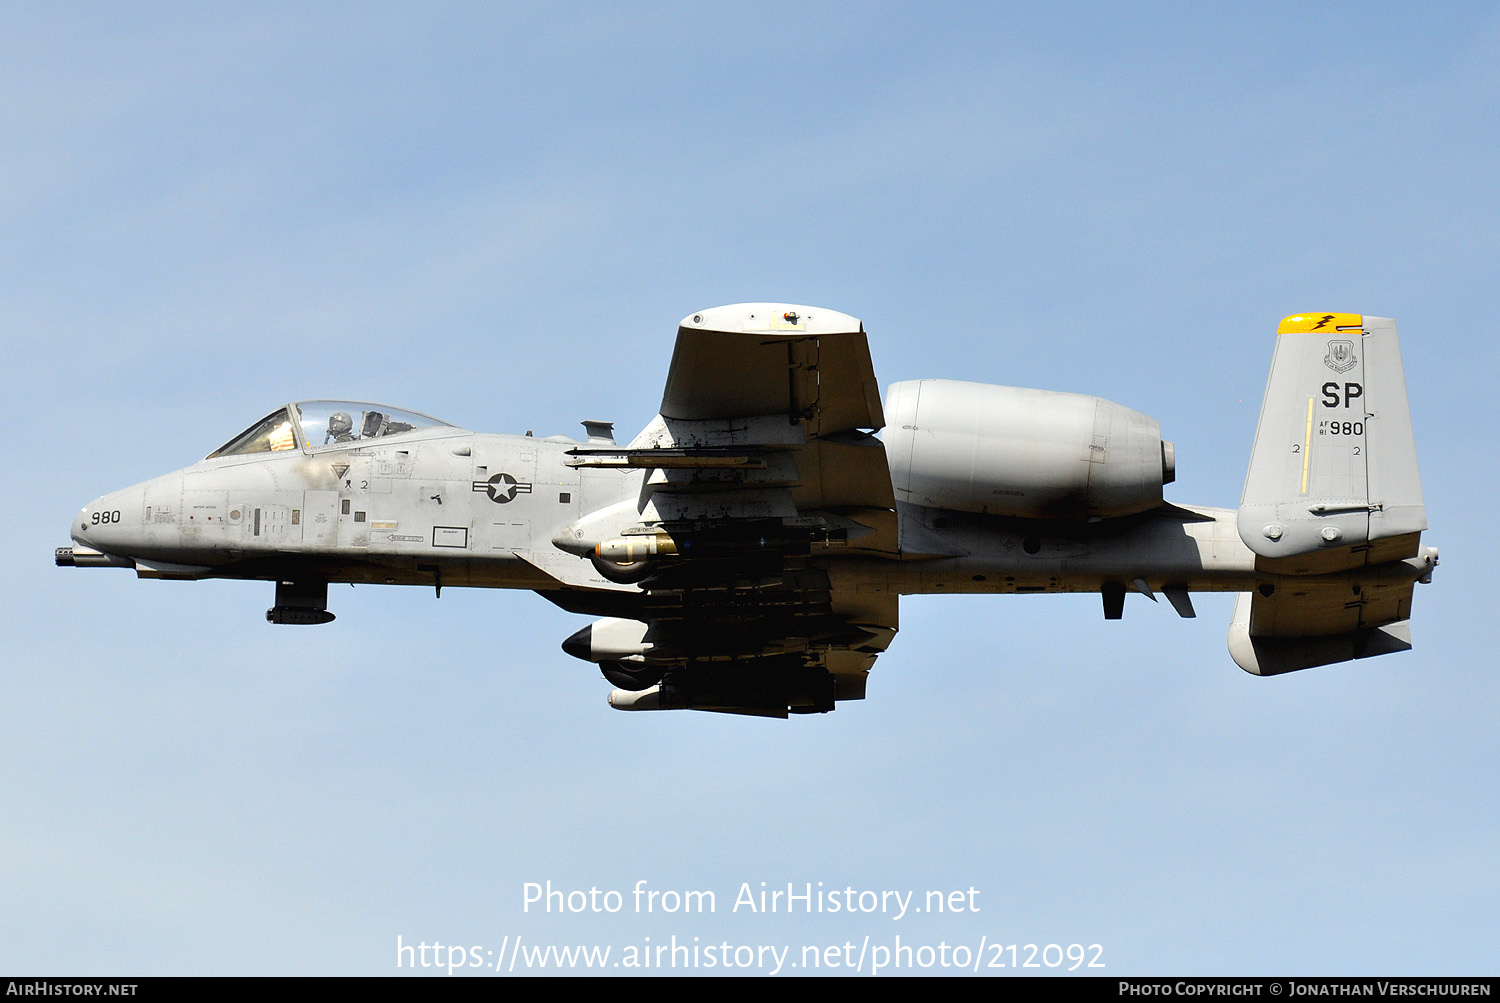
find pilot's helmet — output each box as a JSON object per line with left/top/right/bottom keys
{"left": 328, "top": 412, "right": 353, "bottom": 437}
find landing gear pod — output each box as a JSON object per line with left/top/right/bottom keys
{"left": 560, "top": 618, "right": 656, "bottom": 663}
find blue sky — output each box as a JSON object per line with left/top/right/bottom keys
{"left": 4, "top": 3, "right": 1496, "bottom": 975}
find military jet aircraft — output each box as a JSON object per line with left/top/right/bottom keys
{"left": 58, "top": 304, "right": 1436, "bottom": 717}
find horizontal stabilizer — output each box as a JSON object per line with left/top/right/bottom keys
{"left": 1228, "top": 592, "right": 1412, "bottom": 675}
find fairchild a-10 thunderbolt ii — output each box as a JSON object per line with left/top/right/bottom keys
{"left": 59, "top": 304, "right": 1436, "bottom": 717}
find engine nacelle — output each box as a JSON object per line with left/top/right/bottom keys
{"left": 884, "top": 380, "right": 1174, "bottom": 520}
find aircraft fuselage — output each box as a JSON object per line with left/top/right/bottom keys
{"left": 68, "top": 421, "right": 1274, "bottom": 600}
{"left": 58, "top": 305, "right": 1437, "bottom": 712}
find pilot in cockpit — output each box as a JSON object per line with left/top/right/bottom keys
{"left": 326, "top": 411, "right": 356, "bottom": 444}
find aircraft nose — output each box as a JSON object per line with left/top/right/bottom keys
{"left": 72, "top": 488, "right": 142, "bottom": 556}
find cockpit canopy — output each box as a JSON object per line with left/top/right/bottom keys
{"left": 207, "top": 401, "right": 456, "bottom": 459}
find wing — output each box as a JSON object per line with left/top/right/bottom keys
{"left": 658, "top": 304, "right": 884, "bottom": 434}
{"left": 556, "top": 303, "right": 900, "bottom": 717}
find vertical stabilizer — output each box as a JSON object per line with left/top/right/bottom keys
{"left": 1237, "top": 314, "right": 1425, "bottom": 573}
